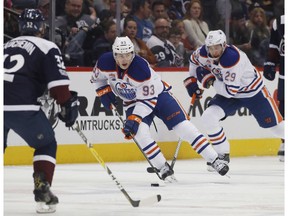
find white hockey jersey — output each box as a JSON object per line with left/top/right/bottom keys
{"left": 91, "top": 52, "right": 170, "bottom": 119}
{"left": 188, "top": 45, "right": 264, "bottom": 98}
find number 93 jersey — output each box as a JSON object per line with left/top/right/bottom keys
{"left": 92, "top": 52, "right": 169, "bottom": 118}
{"left": 4, "top": 36, "right": 70, "bottom": 111}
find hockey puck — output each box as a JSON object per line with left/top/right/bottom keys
{"left": 151, "top": 183, "right": 160, "bottom": 187}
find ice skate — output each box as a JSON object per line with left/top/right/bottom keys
{"left": 277, "top": 142, "right": 284, "bottom": 162}
{"left": 33, "top": 172, "right": 59, "bottom": 213}
{"left": 160, "top": 162, "right": 177, "bottom": 183}
{"left": 207, "top": 154, "right": 230, "bottom": 172}
{"left": 210, "top": 157, "right": 229, "bottom": 176}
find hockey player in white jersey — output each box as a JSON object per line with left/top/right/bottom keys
{"left": 184, "top": 30, "right": 285, "bottom": 168}
{"left": 91, "top": 36, "right": 229, "bottom": 181}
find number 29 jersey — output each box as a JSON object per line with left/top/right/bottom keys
{"left": 4, "top": 36, "right": 70, "bottom": 111}
{"left": 189, "top": 45, "right": 264, "bottom": 98}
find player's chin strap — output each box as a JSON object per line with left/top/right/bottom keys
{"left": 112, "top": 104, "right": 164, "bottom": 180}
{"left": 147, "top": 93, "right": 197, "bottom": 174}
{"left": 71, "top": 122, "right": 161, "bottom": 207}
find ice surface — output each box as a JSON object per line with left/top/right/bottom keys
{"left": 4, "top": 156, "right": 285, "bottom": 216}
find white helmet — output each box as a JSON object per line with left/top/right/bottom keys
{"left": 205, "top": 30, "right": 226, "bottom": 49}
{"left": 112, "top": 36, "right": 135, "bottom": 59}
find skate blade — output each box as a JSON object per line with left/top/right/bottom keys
{"left": 36, "top": 202, "right": 56, "bottom": 214}
{"left": 207, "top": 166, "right": 216, "bottom": 172}
{"left": 164, "top": 175, "right": 178, "bottom": 183}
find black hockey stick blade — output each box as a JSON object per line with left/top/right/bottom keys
{"left": 72, "top": 123, "right": 162, "bottom": 207}
{"left": 130, "top": 194, "right": 162, "bottom": 207}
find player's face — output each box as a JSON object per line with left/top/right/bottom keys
{"left": 207, "top": 44, "right": 223, "bottom": 59}
{"left": 115, "top": 52, "right": 134, "bottom": 70}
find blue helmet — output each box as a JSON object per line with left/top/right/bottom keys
{"left": 18, "top": 9, "right": 45, "bottom": 35}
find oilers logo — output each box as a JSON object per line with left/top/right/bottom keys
{"left": 115, "top": 82, "right": 136, "bottom": 100}
{"left": 211, "top": 67, "right": 223, "bottom": 81}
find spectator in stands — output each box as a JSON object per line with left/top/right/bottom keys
{"left": 146, "top": 17, "right": 183, "bottom": 67}
{"left": 171, "top": 19, "right": 196, "bottom": 53}
{"left": 37, "top": 0, "right": 50, "bottom": 21}
{"left": 229, "top": 10, "right": 251, "bottom": 53}
{"left": 129, "top": 0, "right": 153, "bottom": 42}
{"left": 165, "top": 0, "right": 190, "bottom": 20}
{"left": 55, "top": 0, "right": 96, "bottom": 66}
{"left": 168, "top": 28, "right": 186, "bottom": 66}
{"left": 82, "top": 0, "right": 97, "bottom": 21}
{"left": 92, "top": 20, "right": 117, "bottom": 64}
{"left": 183, "top": 0, "right": 209, "bottom": 49}
{"left": 122, "top": 16, "right": 156, "bottom": 66}
{"left": 149, "top": 0, "right": 170, "bottom": 27}
{"left": 246, "top": 6, "right": 270, "bottom": 66}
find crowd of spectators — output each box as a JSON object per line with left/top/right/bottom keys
{"left": 4, "top": 0, "right": 284, "bottom": 67}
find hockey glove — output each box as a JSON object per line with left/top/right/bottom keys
{"left": 58, "top": 91, "right": 79, "bottom": 127}
{"left": 96, "top": 85, "right": 117, "bottom": 110}
{"left": 263, "top": 61, "right": 276, "bottom": 81}
{"left": 122, "top": 114, "right": 142, "bottom": 140}
{"left": 183, "top": 76, "right": 203, "bottom": 98}
{"left": 196, "top": 67, "right": 215, "bottom": 89}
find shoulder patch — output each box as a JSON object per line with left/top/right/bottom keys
{"left": 220, "top": 46, "right": 240, "bottom": 68}
{"left": 127, "top": 56, "right": 151, "bottom": 82}
{"left": 199, "top": 46, "right": 208, "bottom": 57}
{"left": 97, "top": 52, "right": 116, "bottom": 71}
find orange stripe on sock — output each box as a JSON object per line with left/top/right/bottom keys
{"left": 194, "top": 138, "right": 207, "bottom": 151}
{"left": 210, "top": 132, "right": 225, "bottom": 142}
{"left": 146, "top": 145, "right": 158, "bottom": 155}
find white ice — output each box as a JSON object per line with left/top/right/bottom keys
{"left": 4, "top": 156, "right": 285, "bottom": 216}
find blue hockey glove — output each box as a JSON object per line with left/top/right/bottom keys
{"left": 196, "top": 67, "right": 215, "bottom": 89}
{"left": 96, "top": 85, "right": 117, "bottom": 110}
{"left": 183, "top": 76, "right": 203, "bottom": 98}
{"left": 58, "top": 91, "right": 79, "bottom": 127}
{"left": 263, "top": 61, "right": 276, "bottom": 81}
{"left": 122, "top": 114, "right": 142, "bottom": 140}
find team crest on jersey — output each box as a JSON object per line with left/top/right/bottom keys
{"left": 211, "top": 67, "right": 223, "bottom": 80}
{"left": 115, "top": 82, "right": 136, "bottom": 100}
{"left": 109, "top": 74, "right": 116, "bottom": 81}
{"left": 206, "top": 59, "right": 213, "bottom": 68}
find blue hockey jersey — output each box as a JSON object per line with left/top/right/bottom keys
{"left": 4, "top": 36, "right": 70, "bottom": 111}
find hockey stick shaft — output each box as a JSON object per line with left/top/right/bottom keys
{"left": 72, "top": 123, "right": 161, "bottom": 207}
{"left": 113, "top": 106, "right": 163, "bottom": 180}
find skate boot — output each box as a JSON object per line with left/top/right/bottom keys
{"left": 210, "top": 157, "right": 229, "bottom": 176}
{"left": 207, "top": 154, "right": 230, "bottom": 172}
{"left": 33, "top": 172, "right": 59, "bottom": 213}
{"left": 277, "top": 143, "right": 284, "bottom": 162}
{"left": 160, "top": 162, "right": 177, "bottom": 183}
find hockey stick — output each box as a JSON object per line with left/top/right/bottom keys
{"left": 112, "top": 105, "right": 163, "bottom": 180}
{"left": 147, "top": 93, "right": 197, "bottom": 173}
{"left": 72, "top": 122, "right": 161, "bottom": 207}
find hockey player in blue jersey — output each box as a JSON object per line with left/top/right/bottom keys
{"left": 184, "top": 30, "right": 285, "bottom": 169}
{"left": 91, "top": 36, "right": 229, "bottom": 182}
{"left": 4, "top": 9, "right": 79, "bottom": 213}
{"left": 263, "top": 15, "right": 285, "bottom": 162}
